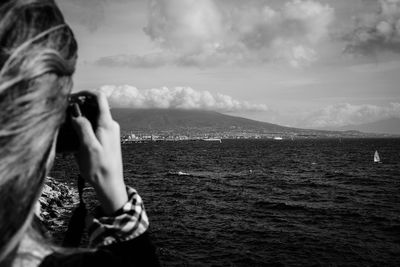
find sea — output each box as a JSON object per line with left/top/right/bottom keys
{"left": 51, "top": 138, "right": 400, "bottom": 266}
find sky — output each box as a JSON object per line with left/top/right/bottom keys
{"left": 56, "top": 0, "right": 400, "bottom": 128}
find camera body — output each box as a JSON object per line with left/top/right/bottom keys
{"left": 56, "top": 92, "right": 99, "bottom": 153}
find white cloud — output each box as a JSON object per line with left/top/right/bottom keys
{"left": 344, "top": 0, "right": 400, "bottom": 55}
{"left": 144, "top": 0, "right": 223, "bottom": 55}
{"left": 97, "top": 85, "right": 268, "bottom": 112}
{"left": 97, "top": 0, "right": 334, "bottom": 68}
{"left": 56, "top": 0, "right": 106, "bottom": 31}
{"left": 301, "top": 103, "right": 400, "bottom": 128}
{"left": 96, "top": 53, "right": 172, "bottom": 68}
{"left": 348, "top": 60, "right": 400, "bottom": 73}
{"left": 273, "top": 77, "right": 320, "bottom": 87}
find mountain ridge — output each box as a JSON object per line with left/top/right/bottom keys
{"left": 110, "top": 108, "right": 389, "bottom": 138}
{"left": 111, "top": 108, "right": 293, "bottom": 132}
{"left": 328, "top": 117, "right": 400, "bottom": 135}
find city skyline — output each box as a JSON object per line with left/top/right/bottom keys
{"left": 57, "top": 0, "right": 400, "bottom": 128}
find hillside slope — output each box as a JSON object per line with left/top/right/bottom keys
{"left": 110, "top": 108, "right": 388, "bottom": 138}
{"left": 339, "top": 117, "right": 400, "bottom": 135}
{"left": 111, "top": 108, "right": 292, "bottom": 133}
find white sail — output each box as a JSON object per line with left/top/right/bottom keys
{"left": 374, "top": 150, "right": 381, "bottom": 163}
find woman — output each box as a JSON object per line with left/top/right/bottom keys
{"left": 0, "top": 0, "right": 159, "bottom": 266}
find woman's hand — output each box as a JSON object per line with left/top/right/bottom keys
{"left": 71, "top": 91, "right": 128, "bottom": 215}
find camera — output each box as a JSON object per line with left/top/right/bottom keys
{"left": 56, "top": 92, "right": 99, "bottom": 153}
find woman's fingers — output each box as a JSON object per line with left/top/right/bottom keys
{"left": 70, "top": 91, "right": 126, "bottom": 215}
{"left": 92, "top": 91, "right": 113, "bottom": 126}
{"left": 72, "top": 90, "right": 113, "bottom": 126}
{"left": 69, "top": 91, "right": 116, "bottom": 148}
{"left": 71, "top": 115, "right": 100, "bottom": 149}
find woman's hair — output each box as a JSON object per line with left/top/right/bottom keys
{"left": 0, "top": 0, "right": 77, "bottom": 264}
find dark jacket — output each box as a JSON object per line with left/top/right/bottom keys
{"left": 40, "top": 186, "right": 160, "bottom": 267}
{"left": 40, "top": 232, "right": 159, "bottom": 267}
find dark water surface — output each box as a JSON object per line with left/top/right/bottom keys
{"left": 52, "top": 139, "right": 400, "bottom": 266}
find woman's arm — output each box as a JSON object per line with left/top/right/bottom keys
{"left": 40, "top": 91, "right": 160, "bottom": 266}
{"left": 71, "top": 91, "right": 128, "bottom": 215}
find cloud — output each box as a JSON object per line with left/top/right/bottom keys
{"left": 273, "top": 77, "right": 320, "bottom": 87}
{"left": 348, "top": 60, "right": 400, "bottom": 73}
{"left": 344, "top": 0, "right": 400, "bottom": 55}
{"left": 300, "top": 103, "right": 400, "bottom": 128}
{"left": 57, "top": 0, "right": 132, "bottom": 31}
{"left": 97, "top": 0, "right": 334, "bottom": 68}
{"left": 144, "top": 0, "right": 223, "bottom": 54}
{"left": 56, "top": 0, "right": 106, "bottom": 31}
{"left": 97, "top": 85, "right": 268, "bottom": 112}
{"left": 96, "top": 53, "right": 172, "bottom": 68}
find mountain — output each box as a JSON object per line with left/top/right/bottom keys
{"left": 111, "top": 108, "right": 291, "bottom": 133}
{"left": 110, "top": 108, "right": 385, "bottom": 138}
{"left": 337, "top": 117, "right": 400, "bottom": 135}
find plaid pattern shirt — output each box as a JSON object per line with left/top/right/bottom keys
{"left": 87, "top": 186, "right": 149, "bottom": 247}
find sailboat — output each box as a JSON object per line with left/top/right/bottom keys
{"left": 374, "top": 150, "right": 381, "bottom": 163}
